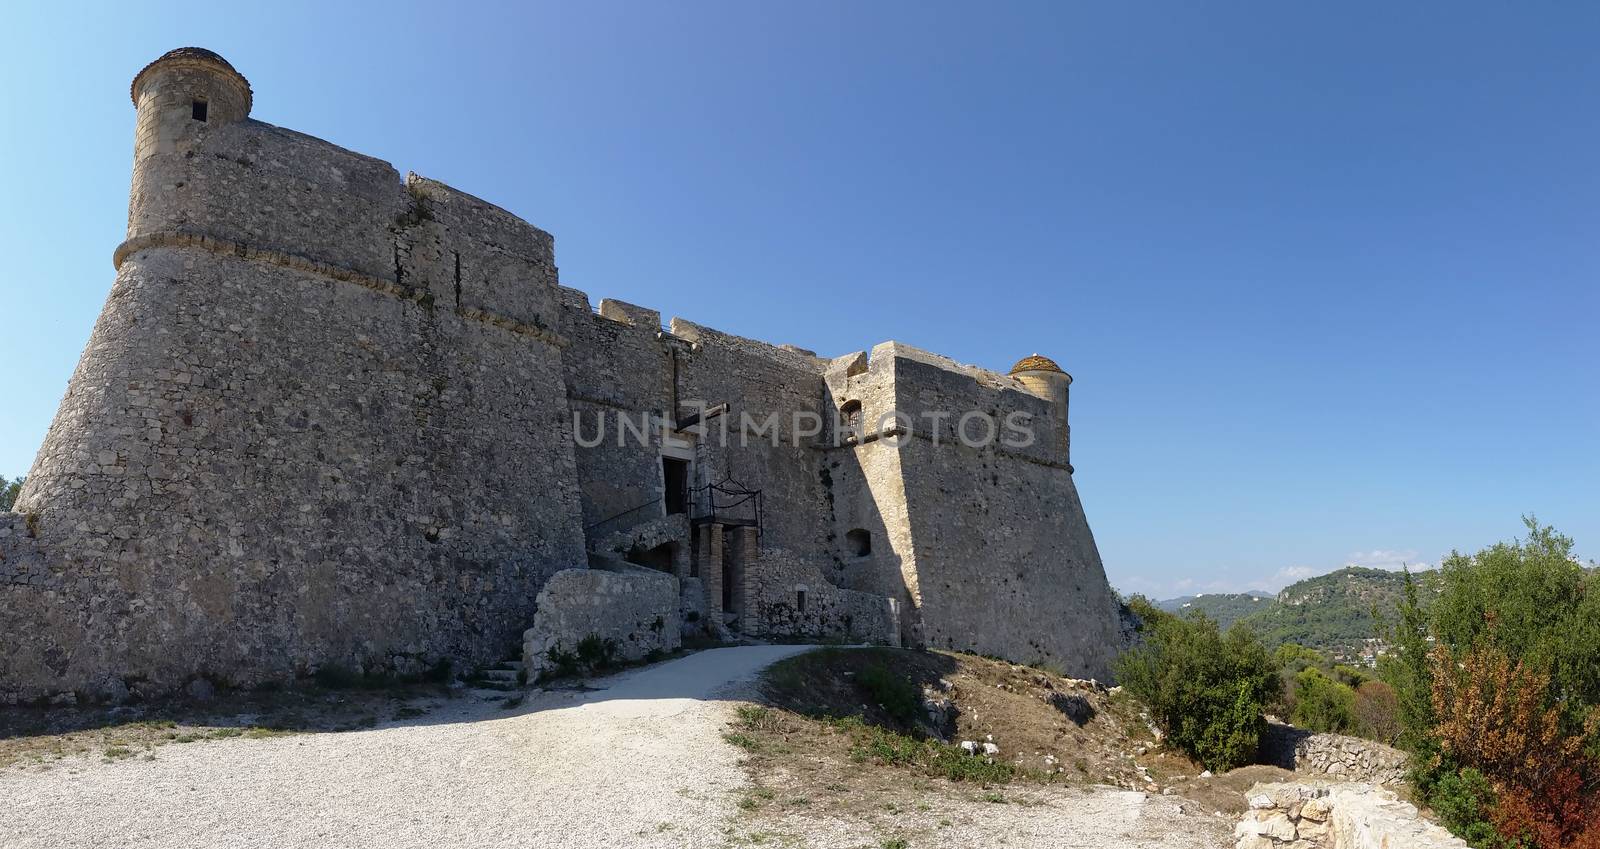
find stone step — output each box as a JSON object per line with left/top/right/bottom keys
{"left": 482, "top": 668, "right": 520, "bottom": 682}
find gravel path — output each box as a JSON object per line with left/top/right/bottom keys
{"left": 0, "top": 645, "right": 812, "bottom": 849}
{"left": 1, "top": 645, "right": 1229, "bottom": 848}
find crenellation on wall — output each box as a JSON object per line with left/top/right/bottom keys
{"left": 597, "top": 298, "right": 663, "bottom": 330}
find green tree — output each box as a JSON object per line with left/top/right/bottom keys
{"left": 1382, "top": 519, "right": 1600, "bottom": 848}
{"left": 1291, "top": 667, "right": 1355, "bottom": 734}
{"left": 1380, "top": 565, "right": 1437, "bottom": 759}
{"left": 1116, "top": 598, "right": 1281, "bottom": 771}
{"left": 1429, "top": 517, "right": 1600, "bottom": 733}
{"left": 0, "top": 475, "right": 22, "bottom": 511}
{"left": 1273, "top": 642, "right": 1324, "bottom": 673}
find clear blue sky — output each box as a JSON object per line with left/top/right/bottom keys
{"left": 2, "top": 2, "right": 1595, "bottom": 597}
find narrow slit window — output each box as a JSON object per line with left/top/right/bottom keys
{"left": 796, "top": 590, "right": 807, "bottom": 613}
{"left": 192, "top": 100, "right": 208, "bottom": 122}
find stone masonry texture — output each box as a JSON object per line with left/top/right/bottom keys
{"left": 0, "top": 49, "right": 1129, "bottom": 703}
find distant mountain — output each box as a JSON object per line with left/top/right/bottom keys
{"left": 1156, "top": 592, "right": 1275, "bottom": 630}
{"left": 1153, "top": 566, "right": 1441, "bottom": 654}
{"left": 1236, "top": 566, "right": 1441, "bottom": 654}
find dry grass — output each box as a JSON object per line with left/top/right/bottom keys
{"left": 753, "top": 647, "right": 1205, "bottom": 789}
{"left": 724, "top": 647, "right": 1282, "bottom": 842}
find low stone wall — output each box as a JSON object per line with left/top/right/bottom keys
{"left": 1264, "top": 722, "right": 1408, "bottom": 786}
{"left": 745, "top": 548, "right": 899, "bottom": 645}
{"left": 1294, "top": 733, "right": 1408, "bottom": 786}
{"left": 1236, "top": 782, "right": 1466, "bottom": 849}
{"left": 522, "top": 565, "right": 681, "bottom": 682}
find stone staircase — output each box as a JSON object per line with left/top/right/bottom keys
{"left": 466, "top": 658, "right": 526, "bottom": 692}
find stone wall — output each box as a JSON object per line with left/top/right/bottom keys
{"left": 820, "top": 353, "right": 916, "bottom": 609}
{"left": 670, "top": 318, "right": 834, "bottom": 560}
{"left": 521, "top": 565, "right": 682, "bottom": 681}
{"left": 1236, "top": 782, "right": 1466, "bottom": 849}
{"left": 558, "top": 287, "right": 674, "bottom": 535}
{"left": 0, "top": 513, "right": 45, "bottom": 588}
{"left": 870, "top": 344, "right": 1128, "bottom": 680}
{"left": 742, "top": 547, "right": 900, "bottom": 646}
{"left": 1264, "top": 723, "right": 1409, "bottom": 786}
{"left": 3, "top": 79, "right": 586, "bottom": 703}
{"left": 1292, "top": 733, "right": 1408, "bottom": 786}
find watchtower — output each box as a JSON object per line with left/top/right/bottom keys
{"left": 1009, "top": 353, "right": 1073, "bottom": 468}
{"left": 127, "top": 48, "right": 252, "bottom": 237}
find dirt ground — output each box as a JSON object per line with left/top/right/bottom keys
{"left": 752, "top": 647, "right": 1223, "bottom": 790}
{"left": 721, "top": 647, "right": 1280, "bottom": 847}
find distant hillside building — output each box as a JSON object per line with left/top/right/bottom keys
{"left": 0, "top": 49, "right": 1129, "bottom": 703}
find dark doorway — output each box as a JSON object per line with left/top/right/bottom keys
{"left": 722, "top": 561, "right": 734, "bottom": 610}
{"left": 663, "top": 458, "right": 688, "bottom": 515}
{"left": 633, "top": 542, "right": 675, "bottom": 573}
{"left": 846, "top": 528, "right": 873, "bottom": 557}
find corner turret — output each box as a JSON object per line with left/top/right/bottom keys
{"left": 1009, "top": 353, "right": 1073, "bottom": 468}
{"left": 131, "top": 47, "right": 252, "bottom": 129}
{"left": 127, "top": 48, "right": 252, "bottom": 238}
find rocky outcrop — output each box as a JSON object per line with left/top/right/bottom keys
{"left": 1236, "top": 782, "right": 1466, "bottom": 849}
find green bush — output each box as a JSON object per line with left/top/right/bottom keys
{"left": 836, "top": 717, "right": 1016, "bottom": 783}
{"left": 1332, "top": 664, "right": 1371, "bottom": 687}
{"left": 1273, "top": 643, "right": 1324, "bottom": 673}
{"left": 1116, "top": 598, "right": 1280, "bottom": 771}
{"left": 1291, "top": 667, "right": 1355, "bottom": 734}
{"left": 1425, "top": 766, "right": 1502, "bottom": 848}
{"left": 545, "top": 644, "right": 581, "bottom": 678}
{"left": 857, "top": 662, "right": 922, "bottom": 726}
{"left": 1427, "top": 518, "right": 1600, "bottom": 732}
{"left": 575, "top": 635, "right": 618, "bottom": 670}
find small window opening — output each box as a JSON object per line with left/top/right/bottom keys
{"left": 846, "top": 528, "right": 872, "bottom": 557}
{"left": 796, "top": 589, "right": 807, "bottom": 613}
{"left": 191, "top": 100, "right": 208, "bottom": 122}
{"left": 838, "top": 400, "right": 863, "bottom": 436}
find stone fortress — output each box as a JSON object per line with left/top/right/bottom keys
{"left": 0, "top": 49, "right": 1130, "bottom": 704}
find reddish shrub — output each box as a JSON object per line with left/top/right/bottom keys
{"left": 1430, "top": 645, "right": 1600, "bottom": 847}
{"left": 1353, "top": 680, "right": 1400, "bottom": 744}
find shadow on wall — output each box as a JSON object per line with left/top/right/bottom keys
{"left": 818, "top": 377, "right": 917, "bottom": 646}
